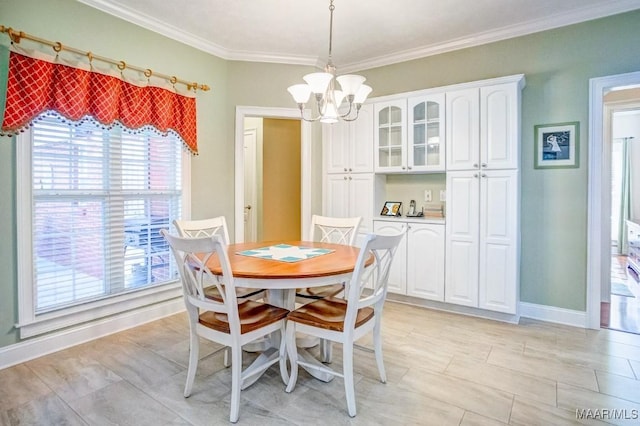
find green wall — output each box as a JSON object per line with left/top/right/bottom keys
{"left": 1, "top": 0, "right": 640, "bottom": 349}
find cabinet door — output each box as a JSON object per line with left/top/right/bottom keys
{"left": 349, "top": 174, "right": 374, "bottom": 235}
{"left": 481, "top": 83, "right": 519, "bottom": 170}
{"left": 406, "top": 223, "right": 445, "bottom": 301}
{"left": 374, "top": 100, "right": 406, "bottom": 172}
{"left": 445, "top": 171, "right": 479, "bottom": 307}
{"left": 350, "top": 103, "right": 374, "bottom": 173}
{"left": 479, "top": 170, "right": 518, "bottom": 314}
{"left": 446, "top": 88, "right": 480, "bottom": 171}
{"left": 324, "top": 174, "right": 350, "bottom": 218}
{"left": 408, "top": 94, "right": 445, "bottom": 172}
{"left": 323, "top": 120, "right": 350, "bottom": 174}
{"left": 373, "top": 221, "right": 407, "bottom": 295}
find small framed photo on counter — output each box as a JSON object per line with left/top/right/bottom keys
{"left": 380, "top": 201, "right": 402, "bottom": 217}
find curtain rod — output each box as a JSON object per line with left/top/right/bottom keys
{"left": 0, "top": 25, "right": 211, "bottom": 92}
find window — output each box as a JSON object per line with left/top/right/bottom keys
{"left": 17, "top": 113, "right": 190, "bottom": 337}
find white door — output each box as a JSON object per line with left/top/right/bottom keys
{"left": 445, "top": 170, "right": 480, "bottom": 307}
{"left": 479, "top": 170, "right": 519, "bottom": 313}
{"left": 407, "top": 223, "right": 445, "bottom": 301}
{"left": 350, "top": 103, "right": 375, "bottom": 173}
{"left": 446, "top": 88, "right": 480, "bottom": 171}
{"left": 481, "top": 83, "right": 519, "bottom": 170}
{"left": 243, "top": 129, "right": 258, "bottom": 242}
{"left": 374, "top": 221, "right": 407, "bottom": 295}
{"left": 324, "top": 120, "right": 350, "bottom": 174}
{"left": 349, "top": 174, "right": 374, "bottom": 236}
{"left": 324, "top": 174, "right": 350, "bottom": 219}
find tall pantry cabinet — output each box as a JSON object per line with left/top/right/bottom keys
{"left": 323, "top": 104, "right": 375, "bottom": 236}
{"left": 445, "top": 78, "right": 523, "bottom": 314}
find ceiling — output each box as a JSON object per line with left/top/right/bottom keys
{"left": 78, "top": 0, "right": 640, "bottom": 73}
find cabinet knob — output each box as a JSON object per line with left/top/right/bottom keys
{"left": 349, "top": 168, "right": 353, "bottom": 172}
{"left": 402, "top": 166, "right": 406, "bottom": 170}
{"left": 481, "top": 174, "right": 487, "bottom": 178}
{"left": 481, "top": 163, "right": 487, "bottom": 168}
{"left": 473, "top": 163, "right": 479, "bottom": 168}
{"left": 344, "top": 168, "right": 348, "bottom": 172}
{"left": 407, "top": 166, "right": 412, "bottom": 170}
{"left": 344, "top": 176, "right": 348, "bottom": 180}
{"left": 349, "top": 176, "right": 352, "bottom": 180}
{"left": 474, "top": 173, "right": 479, "bottom": 178}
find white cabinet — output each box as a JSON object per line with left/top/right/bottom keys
{"left": 325, "top": 104, "right": 374, "bottom": 174}
{"left": 374, "top": 95, "right": 446, "bottom": 173}
{"left": 445, "top": 169, "right": 519, "bottom": 314}
{"left": 374, "top": 220, "right": 445, "bottom": 301}
{"left": 323, "top": 104, "right": 375, "bottom": 235}
{"left": 374, "top": 99, "right": 407, "bottom": 172}
{"left": 446, "top": 82, "right": 520, "bottom": 171}
{"left": 408, "top": 93, "right": 446, "bottom": 172}
{"left": 325, "top": 174, "right": 374, "bottom": 235}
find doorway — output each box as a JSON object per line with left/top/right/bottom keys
{"left": 234, "top": 106, "right": 313, "bottom": 243}
{"left": 605, "top": 102, "right": 640, "bottom": 333}
{"left": 587, "top": 71, "right": 640, "bottom": 330}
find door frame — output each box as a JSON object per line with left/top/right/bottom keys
{"left": 234, "top": 106, "right": 312, "bottom": 243}
{"left": 243, "top": 128, "right": 258, "bottom": 241}
{"left": 587, "top": 71, "right": 640, "bottom": 329}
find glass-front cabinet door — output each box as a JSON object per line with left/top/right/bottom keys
{"left": 408, "top": 93, "right": 445, "bottom": 172}
{"left": 374, "top": 100, "right": 406, "bottom": 172}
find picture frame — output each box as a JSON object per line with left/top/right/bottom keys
{"left": 380, "top": 201, "right": 402, "bottom": 217}
{"left": 534, "top": 121, "right": 579, "bottom": 169}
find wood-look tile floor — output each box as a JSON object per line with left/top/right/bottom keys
{"left": 606, "top": 255, "right": 640, "bottom": 334}
{"left": 2, "top": 303, "right": 640, "bottom": 425}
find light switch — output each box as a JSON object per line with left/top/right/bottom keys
{"left": 440, "top": 190, "right": 446, "bottom": 201}
{"left": 424, "top": 190, "right": 432, "bottom": 202}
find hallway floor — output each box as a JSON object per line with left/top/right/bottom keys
{"left": 603, "top": 255, "right": 640, "bottom": 334}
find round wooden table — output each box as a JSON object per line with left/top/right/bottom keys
{"left": 205, "top": 240, "right": 371, "bottom": 383}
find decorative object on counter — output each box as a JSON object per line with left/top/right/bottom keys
{"left": 423, "top": 203, "right": 445, "bottom": 218}
{"left": 287, "top": 0, "right": 372, "bottom": 123}
{"left": 534, "top": 121, "right": 579, "bottom": 169}
{"left": 380, "top": 201, "right": 402, "bottom": 217}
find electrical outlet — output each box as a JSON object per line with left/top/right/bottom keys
{"left": 440, "top": 190, "right": 446, "bottom": 201}
{"left": 424, "top": 190, "right": 432, "bottom": 202}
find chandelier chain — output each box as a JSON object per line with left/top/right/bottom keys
{"left": 328, "top": 0, "right": 335, "bottom": 65}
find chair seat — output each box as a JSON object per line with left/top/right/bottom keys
{"left": 295, "top": 283, "right": 344, "bottom": 300}
{"left": 204, "top": 285, "right": 264, "bottom": 302}
{"left": 199, "top": 300, "right": 289, "bottom": 334}
{"left": 287, "top": 298, "right": 374, "bottom": 332}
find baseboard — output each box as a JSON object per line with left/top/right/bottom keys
{"left": 386, "top": 294, "right": 520, "bottom": 324}
{"left": 519, "top": 302, "right": 588, "bottom": 328}
{"left": 0, "top": 298, "right": 185, "bottom": 371}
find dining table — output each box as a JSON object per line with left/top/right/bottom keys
{"left": 205, "top": 240, "right": 372, "bottom": 386}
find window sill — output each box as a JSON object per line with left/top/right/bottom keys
{"left": 17, "top": 281, "right": 182, "bottom": 339}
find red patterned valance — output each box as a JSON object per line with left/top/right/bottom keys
{"left": 2, "top": 48, "right": 198, "bottom": 154}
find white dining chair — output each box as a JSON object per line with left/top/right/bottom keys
{"left": 296, "top": 215, "right": 362, "bottom": 301}
{"left": 295, "top": 215, "right": 361, "bottom": 361}
{"left": 161, "top": 230, "right": 289, "bottom": 424}
{"left": 174, "top": 217, "right": 266, "bottom": 302}
{"left": 284, "top": 231, "right": 404, "bottom": 417}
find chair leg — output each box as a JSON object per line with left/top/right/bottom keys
{"left": 343, "top": 342, "right": 357, "bottom": 417}
{"left": 320, "top": 338, "right": 333, "bottom": 363}
{"left": 285, "top": 322, "right": 299, "bottom": 393}
{"left": 223, "top": 347, "right": 231, "bottom": 368}
{"left": 229, "top": 346, "right": 243, "bottom": 423}
{"left": 278, "top": 326, "right": 289, "bottom": 385}
{"left": 184, "top": 330, "right": 199, "bottom": 397}
{"left": 373, "top": 316, "right": 387, "bottom": 383}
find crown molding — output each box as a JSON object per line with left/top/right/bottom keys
{"left": 78, "top": 0, "right": 640, "bottom": 72}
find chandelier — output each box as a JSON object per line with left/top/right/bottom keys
{"left": 287, "top": 0, "right": 372, "bottom": 123}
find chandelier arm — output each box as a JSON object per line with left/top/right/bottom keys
{"left": 296, "top": 104, "right": 322, "bottom": 122}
